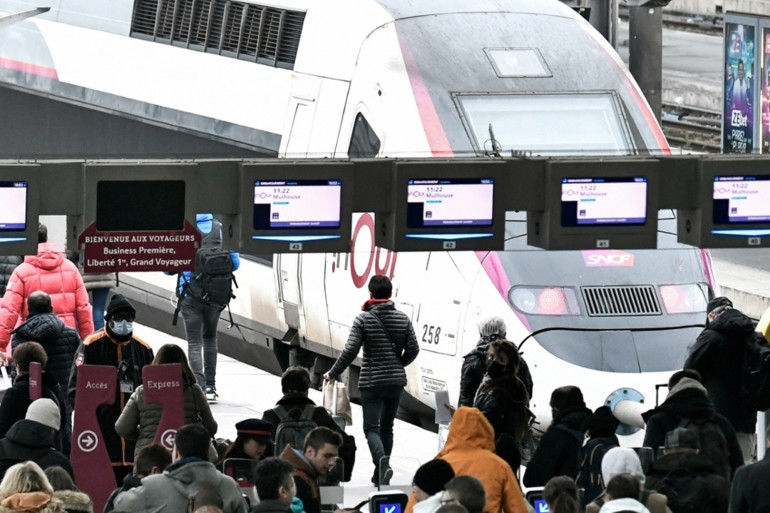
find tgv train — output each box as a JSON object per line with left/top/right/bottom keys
{"left": 0, "top": 0, "right": 714, "bottom": 443}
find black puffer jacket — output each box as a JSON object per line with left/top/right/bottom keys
{"left": 459, "top": 338, "right": 534, "bottom": 407}
{"left": 523, "top": 406, "right": 591, "bottom": 487}
{"left": 327, "top": 301, "right": 419, "bottom": 389}
{"left": 684, "top": 308, "right": 757, "bottom": 433}
{"left": 0, "top": 419, "right": 74, "bottom": 479}
{"left": 12, "top": 312, "right": 81, "bottom": 394}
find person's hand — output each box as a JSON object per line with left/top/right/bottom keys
{"left": 0, "top": 352, "right": 8, "bottom": 366}
{"left": 323, "top": 372, "right": 332, "bottom": 382}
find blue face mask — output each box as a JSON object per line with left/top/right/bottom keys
{"left": 111, "top": 320, "right": 133, "bottom": 336}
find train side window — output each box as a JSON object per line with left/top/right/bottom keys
{"left": 348, "top": 113, "right": 381, "bottom": 158}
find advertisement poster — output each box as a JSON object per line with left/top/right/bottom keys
{"left": 724, "top": 22, "right": 756, "bottom": 153}
{"left": 762, "top": 27, "right": 770, "bottom": 152}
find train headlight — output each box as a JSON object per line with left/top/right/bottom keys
{"left": 659, "top": 284, "right": 708, "bottom": 314}
{"left": 509, "top": 287, "right": 580, "bottom": 315}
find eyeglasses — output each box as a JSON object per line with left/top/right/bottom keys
{"left": 111, "top": 312, "right": 135, "bottom": 322}
{"left": 439, "top": 498, "right": 458, "bottom": 506}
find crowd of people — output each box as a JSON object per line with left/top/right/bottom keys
{"left": 0, "top": 221, "right": 768, "bottom": 513}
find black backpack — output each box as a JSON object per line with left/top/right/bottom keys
{"left": 575, "top": 437, "right": 617, "bottom": 507}
{"left": 677, "top": 417, "right": 730, "bottom": 480}
{"left": 273, "top": 404, "right": 317, "bottom": 456}
{"left": 187, "top": 221, "right": 236, "bottom": 309}
{"left": 655, "top": 468, "right": 714, "bottom": 513}
{"left": 741, "top": 331, "right": 770, "bottom": 411}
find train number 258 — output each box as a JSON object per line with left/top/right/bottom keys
{"left": 421, "top": 324, "right": 442, "bottom": 344}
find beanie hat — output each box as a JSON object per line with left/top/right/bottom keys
{"left": 412, "top": 458, "right": 455, "bottom": 496}
{"left": 665, "top": 427, "right": 700, "bottom": 451}
{"left": 25, "top": 398, "right": 60, "bottom": 431}
{"left": 104, "top": 294, "right": 136, "bottom": 321}
{"left": 706, "top": 296, "right": 733, "bottom": 315}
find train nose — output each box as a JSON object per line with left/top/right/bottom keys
{"left": 605, "top": 387, "right": 646, "bottom": 435}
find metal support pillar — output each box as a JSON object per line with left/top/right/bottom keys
{"left": 629, "top": 6, "right": 663, "bottom": 124}
{"left": 589, "top": 0, "right": 618, "bottom": 47}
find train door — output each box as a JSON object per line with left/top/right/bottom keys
{"left": 281, "top": 75, "right": 321, "bottom": 158}
{"left": 277, "top": 254, "right": 302, "bottom": 330}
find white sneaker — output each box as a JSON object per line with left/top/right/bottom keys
{"left": 205, "top": 386, "right": 218, "bottom": 402}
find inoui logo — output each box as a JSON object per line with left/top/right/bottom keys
{"left": 582, "top": 250, "right": 635, "bottom": 267}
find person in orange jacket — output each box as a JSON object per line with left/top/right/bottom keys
{"left": 405, "top": 407, "right": 527, "bottom": 513}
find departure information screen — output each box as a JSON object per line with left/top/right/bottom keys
{"left": 0, "top": 181, "right": 26, "bottom": 231}
{"left": 253, "top": 179, "right": 341, "bottom": 229}
{"left": 561, "top": 176, "right": 647, "bottom": 226}
{"left": 713, "top": 175, "right": 770, "bottom": 224}
{"left": 406, "top": 178, "right": 494, "bottom": 228}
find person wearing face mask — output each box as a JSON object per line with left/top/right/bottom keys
{"left": 472, "top": 339, "right": 531, "bottom": 472}
{"left": 68, "top": 293, "right": 155, "bottom": 485}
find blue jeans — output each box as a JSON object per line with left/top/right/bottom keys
{"left": 180, "top": 296, "right": 220, "bottom": 387}
{"left": 360, "top": 385, "right": 404, "bottom": 473}
{"left": 91, "top": 288, "right": 110, "bottom": 331}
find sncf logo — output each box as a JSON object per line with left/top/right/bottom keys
{"left": 582, "top": 250, "right": 635, "bottom": 267}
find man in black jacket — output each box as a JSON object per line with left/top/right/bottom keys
{"left": 685, "top": 296, "right": 758, "bottom": 462}
{"left": 68, "top": 293, "right": 155, "bottom": 483}
{"left": 523, "top": 385, "right": 591, "bottom": 487}
{"left": 730, "top": 425, "right": 770, "bottom": 513}
{"left": 323, "top": 275, "right": 419, "bottom": 485}
{"left": 11, "top": 291, "right": 80, "bottom": 393}
{"left": 0, "top": 398, "right": 73, "bottom": 478}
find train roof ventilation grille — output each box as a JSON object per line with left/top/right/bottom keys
{"left": 130, "top": 0, "right": 305, "bottom": 70}
{"left": 581, "top": 285, "right": 661, "bottom": 316}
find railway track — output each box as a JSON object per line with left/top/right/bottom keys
{"left": 661, "top": 103, "right": 721, "bottom": 153}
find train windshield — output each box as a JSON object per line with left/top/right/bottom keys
{"left": 457, "top": 93, "right": 632, "bottom": 156}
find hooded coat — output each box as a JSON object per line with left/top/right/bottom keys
{"left": 0, "top": 419, "right": 74, "bottom": 478}
{"left": 435, "top": 407, "right": 527, "bottom": 513}
{"left": 112, "top": 458, "right": 247, "bottom": 513}
{"left": 52, "top": 490, "right": 93, "bottom": 513}
{"left": 0, "top": 242, "right": 93, "bottom": 349}
{"left": 585, "top": 447, "right": 671, "bottom": 513}
{"left": 641, "top": 377, "right": 743, "bottom": 476}
{"left": 684, "top": 308, "right": 757, "bottom": 433}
